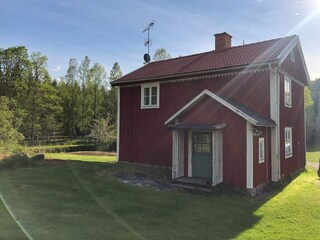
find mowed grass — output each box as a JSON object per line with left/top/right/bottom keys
{"left": 0, "top": 152, "right": 319, "bottom": 239}
{"left": 45, "top": 153, "right": 116, "bottom": 163}
{"left": 306, "top": 143, "right": 320, "bottom": 163}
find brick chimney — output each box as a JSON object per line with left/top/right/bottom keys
{"left": 214, "top": 32, "right": 232, "bottom": 51}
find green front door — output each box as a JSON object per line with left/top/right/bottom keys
{"left": 192, "top": 131, "right": 212, "bottom": 179}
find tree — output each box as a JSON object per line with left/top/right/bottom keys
{"left": 0, "top": 96, "right": 24, "bottom": 152}
{"left": 89, "top": 117, "right": 116, "bottom": 147}
{"left": 62, "top": 58, "right": 81, "bottom": 137}
{"left": 153, "top": 48, "right": 171, "bottom": 61}
{"left": 90, "top": 63, "right": 107, "bottom": 121}
{"left": 305, "top": 87, "right": 316, "bottom": 142}
{"left": 25, "top": 52, "right": 49, "bottom": 144}
{"left": 106, "top": 62, "right": 122, "bottom": 124}
{"left": 78, "top": 56, "right": 93, "bottom": 133}
{"left": 0, "top": 46, "right": 30, "bottom": 98}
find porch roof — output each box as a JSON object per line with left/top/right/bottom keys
{"left": 168, "top": 123, "right": 227, "bottom": 131}
{"left": 164, "top": 89, "right": 276, "bottom": 127}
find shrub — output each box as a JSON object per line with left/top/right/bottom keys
{"left": 0, "top": 153, "right": 35, "bottom": 169}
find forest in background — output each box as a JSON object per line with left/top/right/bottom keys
{"left": 0, "top": 46, "right": 121, "bottom": 151}
{"left": 0, "top": 45, "right": 319, "bottom": 152}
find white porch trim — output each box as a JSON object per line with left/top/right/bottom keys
{"left": 188, "top": 130, "right": 192, "bottom": 177}
{"left": 172, "top": 130, "right": 184, "bottom": 179}
{"left": 164, "top": 89, "right": 259, "bottom": 126}
{"left": 246, "top": 122, "right": 253, "bottom": 189}
{"left": 212, "top": 131, "right": 223, "bottom": 186}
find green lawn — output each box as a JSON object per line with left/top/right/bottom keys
{"left": 0, "top": 155, "right": 319, "bottom": 240}
{"left": 45, "top": 153, "right": 116, "bottom": 163}
{"left": 306, "top": 144, "right": 320, "bottom": 163}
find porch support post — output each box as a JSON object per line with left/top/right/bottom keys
{"left": 212, "top": 131, "right": 223, "bottom": 186}
{"left": 246, "top": 122, "right": 253, "bottom": 189}
{"left": 188, "top": 130, "right": 192, "bottom": 177}
{"left": 172, "top": 130, "right": 184, "bottom": 179}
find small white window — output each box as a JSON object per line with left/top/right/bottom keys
{"left": 141, "top": 82, "right": 159, "bottom": 109}
{"left": 285, "top": 127, "right": 293, "bottom": 158}
{"left": 284, "top": 76, "right": 292, "bottom": 108}
{"left": 258, "top": 138, "right": 265, "bottom": 164}
{"left": 290, "top": 51, "right": 295, "bottom": 62}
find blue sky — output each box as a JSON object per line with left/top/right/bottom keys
{"left": 1, "top": 0, "right": 320, "bottom": 80}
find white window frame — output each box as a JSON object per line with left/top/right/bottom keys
{"left": 258, "top": 137, "right": 265, "bottom": 164}
{"left": 290, "top": 51, "right": 295, "bottom": 62}
{"left": 285, "top": 127, "right": 293, "bottom": 159}
{"left": 141, "top": 82, "right": 160, "bottom": 109}
{"left": 284, "top": 76, "right": 292, "bottom": 108}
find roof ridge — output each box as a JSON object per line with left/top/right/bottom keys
{"left": 228, "top": 35, "right": 296, "bottom": 50}
{"left": 149, "top": 35, "right": 296, "bottom": 64}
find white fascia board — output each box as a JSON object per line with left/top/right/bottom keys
{"left": 277, "top": 36, "right": 310, "bottom": 85}
{"left": 164, "top": 89, "right": 258, "bottom": 126}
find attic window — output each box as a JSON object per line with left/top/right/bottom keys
{"left": 290, "top": 51, "right": 295, "bottom": 62}
{"left": 141, "top": 82, "right": 160, "bottom": 109}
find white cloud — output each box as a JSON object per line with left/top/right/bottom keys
{"left": 51, "top": 65, "right": 62, "bottom": 72}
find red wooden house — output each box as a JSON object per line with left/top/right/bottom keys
{"left": 111, "top": 32, "right": 310, "bottom": 193}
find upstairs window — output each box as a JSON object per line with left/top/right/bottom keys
{"left": 141, "top": 82, "right": 159, "bottom": 109}
{"left": 258, "top": 137, "right": 265, "bottom": 164}
{"left": 285, "top": 127, "right": 293, "bottom": 158}
{"left": 290, "top": 51, "right": 295, "bottom": 62}
{"left": 284, "top": 76, "right": 292, "bottom": 108}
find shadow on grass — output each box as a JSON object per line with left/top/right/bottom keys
{"left": 0, "top": 157, "right": 305, "bottom": 240}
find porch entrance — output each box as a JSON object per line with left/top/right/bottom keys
{"left": 192, "top": 131, "right": 212, "bottom": 179}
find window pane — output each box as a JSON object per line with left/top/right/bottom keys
{"left": 144, "top": 87, "right": 150, "bottom": 97}
{"left": 202, "top": 144, "right": 211, "bottom": 153}
{"left": 151, "top": 87, "right": 157, "bottom": 96}
{"left": 151, "top": 96, "right": 157, "bottom": 105}
{"left": 144, "top": 96, "right": 150, "bottom": 105}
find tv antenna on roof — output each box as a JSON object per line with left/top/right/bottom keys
{"left": 142, "top": 20, "right": 154, "bottom": 63}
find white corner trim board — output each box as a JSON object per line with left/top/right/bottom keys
{"left": 246, "top": 122, "right": 253, "bottom": 189}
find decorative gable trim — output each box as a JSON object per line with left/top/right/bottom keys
{"left": 119, "top": 67, "right": 269, "bottom": 88}
{"left": 165, "top": 89, "right": 262, "bottom": 126}
{"left": 277, "top": 36, "right": 310, "bottom": 85}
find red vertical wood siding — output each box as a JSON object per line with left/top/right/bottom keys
{"left": 119, "top": 71, "right": 271, "bottom": 187}
{"left": 179, "top": 97, "right": 247, "bottom": 187}
{"left": 253, "top": 127, "right": 272, "bottom": 186}
{"left": 279, "top": 73, "right": 306, "bottom": 178}
{"left": 280, "top": 45, "right": 308, "bottom": 85}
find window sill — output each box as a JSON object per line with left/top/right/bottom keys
{"left": 284, "top": 104, "right": 292, "bottom": 108}
{"left": 285, "top": 154, "right": 293, "bottom": 159}
{"left": 141, "top": 105, "right": 159, "bottom": 109}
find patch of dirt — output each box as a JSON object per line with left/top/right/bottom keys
{"left": 99, "top": 165, "right": 175, "bottom": 191}
{"left": 114, "top": 172, "right": 174, "bottom": 191}
{"left": 70, "top": 151, "right": 116, "bottom": 156}
{"left": 307, "top": 161, "right": 319, "bottom": 169}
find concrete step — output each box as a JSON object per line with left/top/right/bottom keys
{"left": 172, "top": 183, "right": 213, "bottom": 193}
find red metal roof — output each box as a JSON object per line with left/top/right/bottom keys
{"left": 112, "top": 35, "right": 296, "bottom": 85}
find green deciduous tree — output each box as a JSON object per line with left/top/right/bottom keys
{"left": 89, "top": 117, "right": 116, "bottom": 147}
{"left": 305, "top": 87, "right": 316, "bottom": 142}
{"left": 153, "top": 48, "right": 171, "bottom": 61}
{"left": 106, "top": 62, "right": 122, "bottom": 125}
{"left": 0, "top": 96, "right": 24, "bottom": 152}
{"left": 0, "top": 46, "right": 30, "bottom": 98}
{"left": 90, "top": 63, "right": 107, "bottom": 121}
